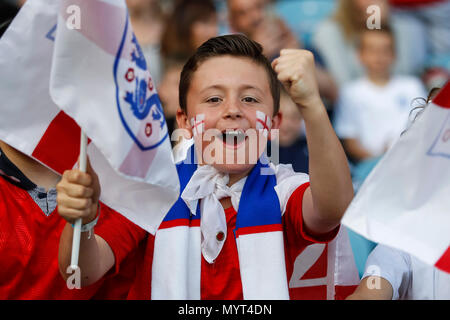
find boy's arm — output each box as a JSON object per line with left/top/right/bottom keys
{"left": 272, "top": 49, "right": 353, "bottom": 234}
{"left": 57, "top": 160, "right": 115, "bottom": 287}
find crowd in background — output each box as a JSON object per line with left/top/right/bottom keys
{"left": 1, "top": 0, "right": 449, "bottom": 276}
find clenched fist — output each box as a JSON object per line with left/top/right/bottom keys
{"left": 56, "top": 158, "right": 101, "bottom": 225}
{"left": 272, "top": 49, "right": 321, "bottom": 110}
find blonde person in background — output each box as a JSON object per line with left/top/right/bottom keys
{"left": 313, "top": 0, "right": 427, "bottom": 87}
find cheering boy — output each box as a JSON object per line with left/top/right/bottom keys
{"left": 57, "top": 35, "right": 358, "bottom": 299}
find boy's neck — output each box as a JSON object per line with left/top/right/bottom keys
{"left": 0, "top": 141, "right": 60, "bottom": 192}
{"left": 228, "top": 168, "right": 252, "bottom": 187}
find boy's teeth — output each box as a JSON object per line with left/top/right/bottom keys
{"left": 224, "top": 129, "right": 243, "bottom": 135}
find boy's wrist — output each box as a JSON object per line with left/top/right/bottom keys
{"left": 295, "top": 94, "right": 322, "bottom": 109}
{"left": 295, "top": 96, "right": 326, "bottom": 119}
{"left": 82, "top": 202, "right": 100, "bottom": 225}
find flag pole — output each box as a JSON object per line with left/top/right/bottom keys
{"left": 70, "top": 130, "right": 88, "bottom": 271}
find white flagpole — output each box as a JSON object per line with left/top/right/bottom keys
{"left": 70, "top": 131, "right": 88, "bottom": 271}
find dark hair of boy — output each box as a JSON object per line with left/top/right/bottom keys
{"left": 178, "top": 34, "right": 281, "bottom": 115}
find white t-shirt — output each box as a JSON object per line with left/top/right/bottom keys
{"left": 334, "top": 76, "right": 427, "bottom": 157}
{"left": 363, "top": 244, "right": 450, "bottom": 300}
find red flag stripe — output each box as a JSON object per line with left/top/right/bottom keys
{"left": 435, "top": 245, "right": 450, "bottom": 273}
{"left": 235, "top": 224, "right": 283, "bottom": 237}
{"left": 158, "top": 218, "right": 201, "bottom": 229}
{"left": 433, "top": 82, "right": 450, "bottom": 109}
{"left": 31, "top": 111, "right": 81, "bottom": 174}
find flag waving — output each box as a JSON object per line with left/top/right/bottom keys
{"left": 0, "top": 0, "right": 179, "bottom": 234}
{"left": 342, "top": 82, "right": 450, "bottom": 273}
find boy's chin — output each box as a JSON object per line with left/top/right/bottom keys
{"left": 211, "top": 163, "right": 255, "bottom": 175}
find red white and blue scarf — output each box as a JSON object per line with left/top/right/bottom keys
{"left": 151, "top": 146, "right": 290, "bottom": 299}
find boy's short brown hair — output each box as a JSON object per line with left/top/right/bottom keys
{"left": 179, "top": 34, "right": 281, "bottom": 115}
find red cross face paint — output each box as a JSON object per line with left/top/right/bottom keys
{"left": 256, "top": 110, "right": 271, "bottom": 138}
{"left": 190, "top": 114, "right": 205, "bottom": 137}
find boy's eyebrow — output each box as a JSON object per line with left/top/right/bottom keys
{"left": 199, "top": 84, "right": 265, "bottom": 95}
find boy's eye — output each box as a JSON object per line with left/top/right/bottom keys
{"left": 206, "top": 97, "right": 221, "bottom": 103}
{"left": 242, "top": 96, "right": 258, "bottom": 103}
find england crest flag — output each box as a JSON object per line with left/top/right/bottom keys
{"left": 342, "top": 82, "right": 450, "bottom": 273}
{"left": 0, "top": 0, "right": 179, "bottom": 234}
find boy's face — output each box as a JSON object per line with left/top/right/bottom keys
{"left": 177, "top": 55, "right": 280, "bottom": 175}
{"left": 359, "top": 31, "right": 395, "bottom": 78}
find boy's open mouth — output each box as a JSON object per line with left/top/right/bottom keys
{"left": 219, "top": 129, "right": 248, "bottom": 149}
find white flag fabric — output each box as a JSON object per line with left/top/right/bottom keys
{"left": 0, "top": 0, "right": 179, "bottom": 234}
{"left": 342, "top": 82, "right": 450, "bottom": 273}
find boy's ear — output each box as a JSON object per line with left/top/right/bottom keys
{"left": 176, "top": 108, "right": 193, "bottom": 139}
{"left": 271, "top": 112, "right": 282, "bottom": 130}
{"left": 268, "top": 112, "right": 282, "bottom": 141}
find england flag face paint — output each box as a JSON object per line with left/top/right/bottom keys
{"left": 190, "top": 114, "right": 205, "bottom": 137}
{"left": 256, "top": 110, "right": 271, "bottom": 138}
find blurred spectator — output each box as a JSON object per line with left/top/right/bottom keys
{"left": 277, "top": 89, "right": 309, "bottom": 173}
{"left": 422, "top": 67, "right": 450, "bottom": 92}
{"left": 389, "top": 0, "right": 450, "bottom": 90}
{"left": 390, "top": 0, "right": 450, "bottom": 70}
{"left": 347, "top": 243, "right": 450, "bottom": 300}
{"left": 127, "top": 0, "right": 165, "bottom": 86}
{"left": 160, "top": 0, "right": 218, "bottom": 62}
{"left": 158, "top": 0, "right": 218, "bottom": 143}
{"left": 227, "top": 0, "right": 299, "bottom": 60}
{"left": 333, "top": 27, "right": 427, "bottom": 165}
{"left": 158, "top": 58, "right": 184, "bottom": 138}
{"left": 313, "top": 0, "right": 427, "bottom": 86}
{"left": 226, "top": 0, "right": 338, "bottom": 103}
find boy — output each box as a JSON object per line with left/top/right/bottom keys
{"left": 57, "top": 35, "right": 358, "bottom": 299}
{"left": 333, "top": 27, "right": 427, "bottom": 163}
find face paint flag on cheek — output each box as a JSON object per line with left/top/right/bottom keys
{"left": 256, "top": 110, "right": 271, "bottom": 138}
{"left": 190, "top": 114, "right": 205, "bottom": 137}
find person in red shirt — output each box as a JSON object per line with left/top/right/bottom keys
{"left": 56, "top": 35, "right": 358, "bottom": 299}
{"left": 0, "top": 140, "right": 141, "bottom": 299}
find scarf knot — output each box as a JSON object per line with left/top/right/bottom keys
{"left": 181, "top": 165, "right": 245, "bottom": 263}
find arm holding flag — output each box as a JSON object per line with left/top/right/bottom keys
{"left": 57, "top": 159, "right": 115, "bottom": 286}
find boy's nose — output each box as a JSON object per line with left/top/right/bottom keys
{"left": 223, "top": 100, "right": 243, "bottom": 119}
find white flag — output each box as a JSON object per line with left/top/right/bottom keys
{"left": 0, "top": 0, "right": 179, "bottom": 234}
{"left": 342, "top": 82, "right": 450, "bottom": 273}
